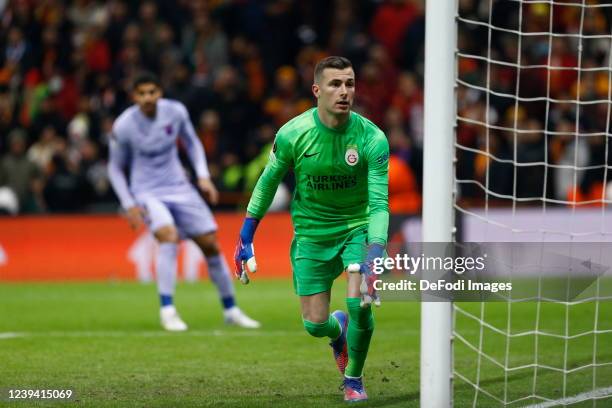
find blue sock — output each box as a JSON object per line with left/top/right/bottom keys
{"left": 221, "top": 296, "right": 235, "bottom": 310}
{"left": 160, "top": 294, "right": 173, "bottom": 307}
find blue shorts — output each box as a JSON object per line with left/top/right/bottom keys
{"left": 135, "top": 187, "right": 217, "bottom": 239}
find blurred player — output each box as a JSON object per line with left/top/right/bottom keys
{"left": 108, "top": 72, "right": 260, "bottom": 331}
{"left": 234, "top": 57, "right": 389, "bottom": 402}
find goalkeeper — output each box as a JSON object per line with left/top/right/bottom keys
{"left": 234, "top": 56, "right": 389, "bottom": 403}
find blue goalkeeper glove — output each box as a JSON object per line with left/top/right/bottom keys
{"left": 348, "top": 243, "right": 385, "bottom": 308}
{"left": 234, "top": 217, "right": 259, "bottom": 284}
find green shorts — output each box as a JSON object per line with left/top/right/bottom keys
{"left": 290, "top": 225, "right": 368, "bottom": 296}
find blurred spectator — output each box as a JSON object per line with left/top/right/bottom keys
{"left": 4, "top": 26, "right": 32, "bottom": 72}
{"left": 0, "top": 86, "right": 18, "bottom": 153}
{"left": 399, "top": 1, "right": 424, "bottom": 72}
{"left": 78, "top": 138, "right": 111, "bottom": 203}
{"left": 84, "top": 25, "right": 111, "bottom": 74}
{"left": 219, "top": 153, "right": 243, "bottom": 192}
{"left": 0, "top": 129, "right": 44, "bottom": 213}
{"left": 157, "top": 23, "right": 184, "bottom": 89}
{"left": 263, "top": 65, "right": 311, "bottom": 128}
{"left": 43, "top": 151, "right": 91, "bottom": 213}
{"left": 29, "top": 97, "right": 66, "bottom": 140}
{"left": 579, "top": 135, "right": 612, "bottom": 203}
{"left": 328, "top": 0, "right": 370, "bottom": 64}
{"left": 209, "top": 65, "right": 257, "bottom": 159}
{"left": 0, "top": 187, "right": 19, "bottom": 215}
{"left": 67, "top": 0, "right": 108, "bottom": 32}
{"left": 243, "top": 123, "right": 276, "bottom": 193}
{"left": 104, "top": 0, "right": 130, "bottom": 56}
{"left": 552, "top": 119, "right": 589, "bottom": 201}
{"left": 515, "top": 118, "right": 546, "bottom": 199}
{"left": 257, "top": 0, "right": 301, "bottom": 75}
{"left": 356, "top": 61, "right": 391, "bottom": 125}
{"left": 387, "top": 127, "right": 421, "bottom": 213}
{"left": 183, "top": 11, "right": 229, "bottom": 77}
{"left": 230, "top": 36, "right": 267, "bottom": 103}
{"left": 138, "top": 1, "right": 164, "bottom": 69}
{"left": 198, "top": 109, "right": 221, "bottom": 159}
{"left": 391, "top": 71, "right": 423, "bottom": 147}
{"left": 27, "top": 125, "right": 61, "bottom": 171}
{"left": 370, "top": 0, "right": 419, "bottom": 60}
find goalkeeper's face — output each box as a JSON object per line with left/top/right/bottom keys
{"left": 313, "top": 67, "right": 355, "bottom": 116}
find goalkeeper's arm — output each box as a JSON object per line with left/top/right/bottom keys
{"left": 234, "top": 136, "right": 292, "bottom": 283}
{"left": 365, "top": 129, "right": 390, "bottom": 247}
{"left": 352, "top": 129, "right": 389, "bottom": 307}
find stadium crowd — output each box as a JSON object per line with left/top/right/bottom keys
{"left": 0, "top": 0, "right": 610, "bottom": 214}
{"left": 458, "top": 1, "right": 612, "bottom": 204}
{"left": 0, "top": 0, "right": 424, "bottom": 214}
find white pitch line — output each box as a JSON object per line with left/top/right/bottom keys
{"left": 0, "top": 330, "right": 302, "bottom": 339}
{"left": 524, "top": 386, "right": 612, "bottom": 407}
{"left": 0, "top": 328, "right": 417, "bottom": 340}
{"left": 0, "top": 332, "right": 23, "bottom": 339}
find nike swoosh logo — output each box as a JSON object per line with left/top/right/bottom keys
{"left": 304, "top": 152, "right": 319, "bottom": 158}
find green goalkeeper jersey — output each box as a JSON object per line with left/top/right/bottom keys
{"left": 247, "top": 107, "right": 389, "bottom": 245}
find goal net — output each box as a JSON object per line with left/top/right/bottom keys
{"left": 451, "top": 0, "right": 612, "bottom": 406}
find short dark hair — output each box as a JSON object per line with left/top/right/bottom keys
{"left": 132, "top": 71, "right": 161, "bottom": 90}
{"left": 314, "top": 56, "right": 353, "bottom": 83}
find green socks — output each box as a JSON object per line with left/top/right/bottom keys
{"left": 303, "top": 313, "right": 341, "bottom": 339}
{"left": 301, "top": 299, "right": 374, "bottom": 377}
{"left": 345, "top": 297, "right": 375, "bottom": 377}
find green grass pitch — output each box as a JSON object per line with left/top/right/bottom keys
{"left": 0, "top": 280, "right": 610, "bottom": 407}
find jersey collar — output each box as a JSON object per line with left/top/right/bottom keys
{"left": 313, "top": 108, "right": 353, "bottom": 134}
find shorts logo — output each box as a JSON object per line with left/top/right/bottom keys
{"left": 345, "top": 148, "right": 359, "bottom": 166}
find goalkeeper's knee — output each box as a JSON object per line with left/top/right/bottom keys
{"left": 303, "top": 319, "right": 331, "bottom": 338}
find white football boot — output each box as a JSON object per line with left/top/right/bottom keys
{"left": 223, "top": 306, "right": 261, "bottom": 329}
{"left": 160, "top": 305, "right": 188, "bottom": 332}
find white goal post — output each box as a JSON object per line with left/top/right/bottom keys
{"left": 421, "top": 1, "right": 612, "bottom": 407}
{"left": 421, "top": 0, "right": 457, "bottom": 407}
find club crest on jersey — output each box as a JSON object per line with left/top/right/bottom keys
{"left": 345, "top": 148, "right": 359, "bottom": 166}
{"left": 164, "top": 124, "right": 173, "bottom": 135}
